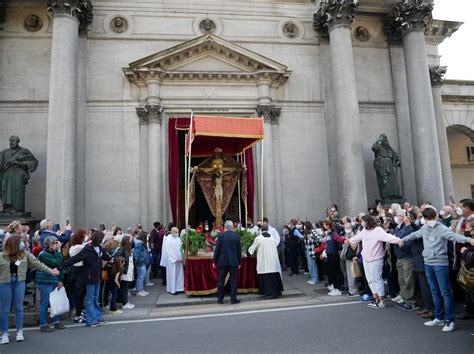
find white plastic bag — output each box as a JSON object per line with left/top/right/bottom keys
{"left": 49, "top": 287, "right": 70, "bottom": 318}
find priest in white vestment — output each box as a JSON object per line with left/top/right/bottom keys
{"left": 163, "top": 227, "right": 184, "bottom": 294}
{"left": 248, "top": 223, "right": 283, "bottom": 299}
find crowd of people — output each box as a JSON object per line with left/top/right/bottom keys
{"left": 0, "top": 198, "right": 473, "bottom": 345}
{"left": 281, "top": 199, "right": 474, "bottom": 334}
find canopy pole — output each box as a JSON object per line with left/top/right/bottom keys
{"left": 237, "top": 154, "right": 242, "bottom": 227}
{"left": 185, "top": 112, "right": 194, "bottom": 257}
{"left": 243, "top": 150, "right": 248, "bottom": 229}
{"left": 260, "top": 116, "right": 264, "bottom": 220}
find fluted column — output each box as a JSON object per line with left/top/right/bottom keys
{"left": 384, "top": 1, "right": 444, "bottom": 208}
{"left": 430, "top": 66, "right": 453, "bottom": 203}
{"left": 256, "top": 103, "right": 280, "bottom": 222}
{"left": 45, "top": 1, "right": 93, "bottom": 225}
{"left": 314, "top": 0, "right": 367, "bottom": 216}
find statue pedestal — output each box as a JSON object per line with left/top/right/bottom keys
{"left": 0, "top": 213, "right": 41, "bottom": 231}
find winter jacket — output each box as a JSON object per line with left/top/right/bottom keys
{"left": 36, "top": 249, "right": 64, "bottom": 284}
{"left": 393, "top": 224, "right": 414, "bottom": 259}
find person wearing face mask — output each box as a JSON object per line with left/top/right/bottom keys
{"left": 340, "top": 222, "right": 358, "bottom": 297}
{"left": 400, "top": 206, "right": 474, "bottom": 333}
{"left": 348, "top": 215, "right": 403, "bottom": 308}
{"left": 36, "top": 236, "right": 66, "bottom": 332}
{"left": 392, "top": 211, "right": 416, "bottom": 311}
{"left": 162, "top": 227, "right": 184, "bottom": 295}
{"left": 323, "top": 220, "right": 346, "bottom": 296}
{"left": 439, "top": 206, "right": 453, "bottom": 227}
{"left": 0, "top": 235, "right": 59, "bottom": 344}
{"left": 286, "top": 220, "right": 301, "bottom": 276}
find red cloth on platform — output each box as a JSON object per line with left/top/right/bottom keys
{"left": 184, "top": 257, "right": 258, "bottom": 295}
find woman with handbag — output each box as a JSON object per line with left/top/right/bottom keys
{"left": 36, "top": 236, "right": 66, "bottom": 333}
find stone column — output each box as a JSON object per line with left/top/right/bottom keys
{"left": 137, "top": 103, "right": 163, "bottom": 230}
{"left": 256, "top": 104, "right": 280, "bottom": 223}
{"left": 314, "top": 0, "right": 367, "bottom": 216}
{"left": 45, "top": 1, "right": 93, "bottom": 225}
{"left": 387, "top": 43, "right": 417, "bottom": 203}
{"left": 384, "top": 1, "right": 444, "bottom": 208}
{"left": 430, "top": 66, "right": 453, "bottom": 203}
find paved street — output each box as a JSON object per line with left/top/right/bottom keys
{"left": 4, "top": 300, "right": 473, "bottom": 354}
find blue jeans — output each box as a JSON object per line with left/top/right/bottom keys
{"left": 38, "top": 283, "right": 61, "bottom": 327}
{"left": 85, "top": 283, "right": 103, "bottom": 326}
{"left": 136, "top": 265, "right": 146, "bottom": 292}
{"left": 305, "top": 246, "right": 319, "bottom": 283}
{"left": 0, "top": 276, "right": 25, "bottom": 333}
{"left": 425, "top": 264, "right": 455, "bottom": 322}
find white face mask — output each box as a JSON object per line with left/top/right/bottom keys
{"left": 361, "top": 222, "right": 366, "bottom": 229}
{"left": 427, "top": 220, "right": 436, "bottom": 228}
{"left": 420, "top": 218, "right": 426, "bottom": 225}
{"left": 296, "top": 224, "right": 302, "bottom": 230}
{"left": 344, "top": 228, "right": 352, "bottom": 234}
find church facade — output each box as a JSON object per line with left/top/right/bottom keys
{"left": 0, "top": 0, "right": 473, "bottom": 229}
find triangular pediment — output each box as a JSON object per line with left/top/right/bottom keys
{"left": 123, "top": 34, "right": 291, "bottom": 85}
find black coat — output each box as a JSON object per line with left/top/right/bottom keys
{"left": 62, "top": 243, "right": 111, "bottom": 284}
{"left": 213, "top": 230, "right": 242, "bottom": 267}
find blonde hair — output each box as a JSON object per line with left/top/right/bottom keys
{"left": 7, "top": 221, "right": 22, "bottom": 234}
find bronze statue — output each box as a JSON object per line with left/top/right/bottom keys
{"left": 372, "top": 134, "right": 402, "bottom": 200}
{"left": 0, "top": 136, "right": 38, "bottom": 213}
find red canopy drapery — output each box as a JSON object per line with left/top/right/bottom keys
{"left": 186, "top": 115, "right": 263, "bottom": 156}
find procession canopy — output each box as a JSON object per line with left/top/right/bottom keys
{"left": 186, "top": 115, "right": 264, "bottom": 156}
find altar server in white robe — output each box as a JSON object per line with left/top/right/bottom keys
{"left": 248, "top": 223, "right": 283, "bottom": 299}
{"left": 163, "top": 227, "right": 184, "bottom": 294}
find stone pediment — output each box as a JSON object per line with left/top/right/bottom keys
{"left": 123, "top": 34, "right": 291, "bottom": 86}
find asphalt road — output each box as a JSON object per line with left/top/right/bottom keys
{"left": 2, "top": 301, "right": 473, "bottom": 354}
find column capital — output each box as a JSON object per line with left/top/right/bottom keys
{"left": 136, "top": 104, "right": 164, "bottom": 125}
{"left": 257, "top": 104, "right": 281, "bottom": 124}
{"left": 47, "top": 0, "right": 93, "bottom": 32}
{"left": 383, "top": 0, "right": 433, "bottom": 42}
{"left": 429, "top": 66, "right": 447, "bottom": 87}
{"left": 313, "top": 0, "right": 358, "bottom": 37}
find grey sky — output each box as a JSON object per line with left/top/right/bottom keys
{"left": 433, "top": 0, "right": 474, "bottom": 80}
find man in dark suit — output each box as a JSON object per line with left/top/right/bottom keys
{"left": 213, "top": 220, "right": 242, "bottom": 304}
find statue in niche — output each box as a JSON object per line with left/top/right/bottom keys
{"left": 372, "top": 134, "right": 402, "bottom": 201}
{"left": 0, "top": 136, "right": 38, "bottom": 214}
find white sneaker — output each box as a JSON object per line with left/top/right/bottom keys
{"left": 145, "top": 282, "right": 154, "bottom": 287}
{"left": 367, "top": 301, "right": 386, "bottom": 309}
{"left": 307, "top": 280, "right": 316, "bottom": 285}
{"left": 442, "top": 321, "right": 456, "bottom": 333}
{"left": 424, "top": 319, "right": 444, "bottom": 327}
{"left": 1, "top": 333, "right": 9, "bottom": 345}
{"left": 327, "top": 285, "right": 334, "bottom": 291}
{"left": 16, "top": 331, "right": 24, "bottom": 342}
{"left": 137, "top": 291, "right": 148, "bottom": 297}
{"left": 123, "top": 302, "right": 135, "bottom": 309}
{"left": 328, "top": 289, "right": 342, "bottom": 296}
{"left": 391, "top": 295, "right": 404, "bottom": 303}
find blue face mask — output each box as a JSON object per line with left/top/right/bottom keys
{"left": 414, "top": 220, "right": 420, "bottom": 226}
{"left": 19, "top": 241, "right": 26, "bottom": 250}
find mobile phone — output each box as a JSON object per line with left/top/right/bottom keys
{"left": 66, "top": 219, "right": 69, "bottom": 225}
{"left": 448, "top": 195, "right": 456, "bottom": 205}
